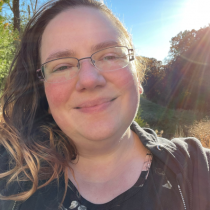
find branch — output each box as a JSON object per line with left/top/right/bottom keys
{"left": 7, "top": 1, "right": 13, "bottom": 11}
{"left": 34, "top": 0, "right": 38, "bottom": 13}
{"left": 27, "top": 5, "right": 30, "bottom": 19}
{"left": 29, "top": 0, "right": 36, "bottom": 14}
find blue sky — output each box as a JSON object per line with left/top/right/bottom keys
{"left": 103, "top": 0, "right": 210, "bottom": 62}
{"left": 2, "top": 0, "right": 210, "bottom": 62}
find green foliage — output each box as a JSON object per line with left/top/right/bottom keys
{"left": 168, "top": 29, "right": 197, "bottom": 61}
{"left": 141, "top": 57, "right": 166, "bottom": 104}
{"left": 163, "top": 25, "right": 210, "bottom": 111}
{"left": 0, "top": 18, "right": 19, "bottom": 89}
{"left": 168, "top": 26, "right": 210, "bottom": 63}
{"left": 134, "top": 106, "right": 147, "bottom": 127}
{"left": 140, "top": 97, "right": 207, "bottom": 138}
{"left": 142, "top": 25, "right": 210, "bottom": 112}
{"left": 0, "top": 0, "right": 47, "bottom": 91}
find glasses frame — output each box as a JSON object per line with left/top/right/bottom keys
{"left": 36, "top": 46, "right": 134, "bottom": 82}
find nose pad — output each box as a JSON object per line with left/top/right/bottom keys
{"left": 91, "top": 59, "right": 96, "bottom": 66}
{"left": 77, "top": 58, "right": 96, "bottom": 70}
{"left": 75, "top": 57, "right": 106, "bottom": 91}
{"left": 77, "top": 62, "right": 81, "bottom": 70}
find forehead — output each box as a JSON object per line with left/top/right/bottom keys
{"left": 40, "top": 6, "right": 123, "bottom": 62}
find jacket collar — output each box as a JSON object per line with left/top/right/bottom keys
{"left": 131, "top": 121, "right": 188, "bottom": 175}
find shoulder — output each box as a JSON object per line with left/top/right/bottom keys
{"left": 170, "top": 136, "right": 210, "bottom": 170}
{"left": 171, "top": 137, "right": 210, "bottom": 161}
{"left": 144, "top": 126, "right": 210, "bottom": 166}
{"left": 132, "top": 121, "right": 210, "bottom": 171}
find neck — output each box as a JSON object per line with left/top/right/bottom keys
{"left": 72, "top": 128, "right": 134, "bottom": 162}
{"left": 68, "top": 129, "right": 147, "bottom": 189}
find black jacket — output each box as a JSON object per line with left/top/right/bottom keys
{"left": 0, "top": 122, "right": 210, "bottom": 210}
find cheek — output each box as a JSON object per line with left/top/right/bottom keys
{"left": 44, "top": 82, "right": 74, "bottom": 108}
{"left": 110, "top": 67, "right": 138, "bottom": 94}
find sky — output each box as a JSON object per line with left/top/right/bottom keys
{"left": 2, "top": 0, "right": 210, "bottom": 62}
{"left": 102, "top": 0, "right": 210, "bottom": 62}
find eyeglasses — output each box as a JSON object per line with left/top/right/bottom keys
{"left": 37, "top": 46, "right": 134, "bottom": 83}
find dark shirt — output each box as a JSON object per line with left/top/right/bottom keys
{"left": 2, "top": 123, "right": 210, "bottom": 210}
{"left": 61, "top": 156, "right": 183, "bottom": 210}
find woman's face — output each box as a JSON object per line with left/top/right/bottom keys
{"left": 41, "top": 7, "right": 141, "bottom": 144}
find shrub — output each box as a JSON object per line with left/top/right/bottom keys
{"left": 188, "top": 118, "right": 210, "bottom": 148}
{"left": 135, "top": 108, "right": 148, "bottom": 127}
{"left": 154, "top": 129, "right": 164, "bottom": 137}
{"left": 173, "top": 125, "right": 185, "bottom": 138}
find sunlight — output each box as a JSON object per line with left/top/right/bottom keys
{"left": 182, "top": 0, "right": 210, "bottom": 30}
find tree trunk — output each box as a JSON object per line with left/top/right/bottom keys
{"left": 13, "top": 0, "right": 20, "bottom": 32}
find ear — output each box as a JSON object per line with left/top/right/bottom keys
{"left": 137, "top": 78, "right": 143, "bottom": 94}
{"left": 138, "top": 83, "right": 143, "bottom": 94}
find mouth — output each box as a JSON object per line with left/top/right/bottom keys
{"left": 74, "top": 97, "right": 117, "bottom": 111}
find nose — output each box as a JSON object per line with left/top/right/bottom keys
{"left": 75, "top": 58, "right": 106, "bottom": 91}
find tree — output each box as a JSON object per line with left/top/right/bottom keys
{"left": 27, "top": 0, "right": 38, "bottom": 19}
{"left": 141, "top": 25, "right": 210, "bottom": 112}
{"left": 163, "top": 25, "right": 210, "bottom": 111}
{"left": 0, "top": 0, "right": 43, "bottom": 90}
{"left": 0, "top": 17, "right": 19, "bottom": 89}
{"left": 13, "top": 0, "right": 20, "bottom": 32}
{"left": 168, "top": 26, "right": 210, "bottom": 63}
{"left": 140, "top": 56, "right": 166, "bottom": 104}
{"left": 2, "top": 0, "right": 40, "bottom": 33}
{"left": 168, "top": 30, "right": 196, "bottom": 61}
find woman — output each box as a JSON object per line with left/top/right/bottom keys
{"left": 0, "top": 0, "right": 209, "bottom": 210}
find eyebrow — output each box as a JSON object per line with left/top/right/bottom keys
{"left": 45, "top": 50, "right": 76, "bottom": 63}
{"left": 91, "top": 40, "right": 121, "bottom": 52}
{"left": 44, "top": 40, "right": 121, "bottom": 63}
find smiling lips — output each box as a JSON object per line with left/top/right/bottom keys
{"left": 74, "top": 97, "right": 117, "bottom": 113}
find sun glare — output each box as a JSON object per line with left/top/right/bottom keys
{"left": 182, "top": 0, "right": 210, "bottom": 30}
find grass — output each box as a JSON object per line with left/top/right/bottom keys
{"left": 138, "top": 96, "right": 209, "bottom": 139}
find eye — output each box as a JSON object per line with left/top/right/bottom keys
{"left": 99, "top": 53, "right": 121, "bottom": 61}
{"left": 49, "top": 63, "right": 77, "bottom": 73}
{"left": 52, "top": 64, "right": 74, "bottom": 73}
{"left": 103, "top": 55, "right": 119, "bottom": 60}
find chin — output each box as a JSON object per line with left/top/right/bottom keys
{"left": 79, "top": 117, "right": 132, "bottom": 142}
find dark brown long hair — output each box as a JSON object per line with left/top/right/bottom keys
{"left": 0, "top": 0, "right": 144, "bottom": 203}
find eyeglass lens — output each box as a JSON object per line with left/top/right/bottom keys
{"left": 42, "top": 46, "right": 131, "bottom": 83}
